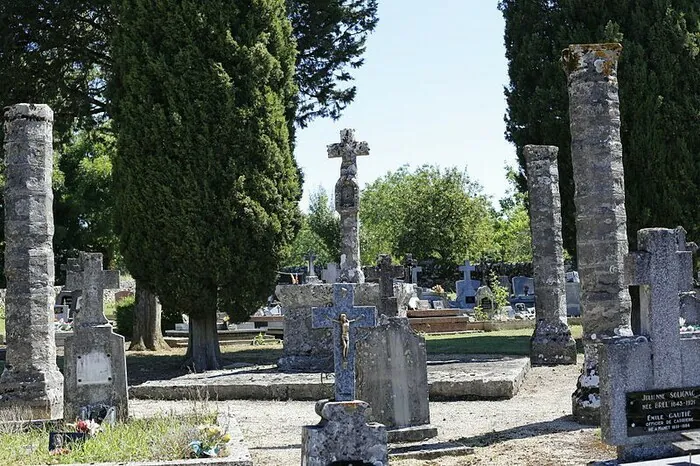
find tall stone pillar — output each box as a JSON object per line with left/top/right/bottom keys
{"left": 562, "top": 44, "right": 632, "bottom": 424}
{"left": 0, "top": 104, "right": 63, "bottom": 419}
{"left": 525, "top": 145, "right": 577, "bottom": 366}
{"left": 328, "top": 129, "right": 369, "bottom": 283}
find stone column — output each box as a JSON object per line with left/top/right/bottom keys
{"left": 525, "top": 145, "right": 576, "bottom": 366}
{"left": 327, "top": 129, "right": 369, "bottom": 283}
{"left": 562, "top": 43, "right": 632, "bottom": 424}
{"left": 0, "top": 104, "right": 63, "bottom": 419}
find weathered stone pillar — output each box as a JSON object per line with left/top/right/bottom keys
{"left": 0, "top": 104, "right": 63, "bottom": 419}
{"left": 525, "top": 145, "right": 576, "bottom": 366}
{"left": 328, "top": 129, "right": 369, "bottom": 283}
{"left": 562, "top": 43, "right": 632, "bottom": 424}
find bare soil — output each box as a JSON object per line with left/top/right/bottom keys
{"left": 130, "top": 354, "right": 617, "bottom": 465}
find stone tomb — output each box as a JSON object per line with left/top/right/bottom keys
{"left": 356, "top": 255, "right": 437, "bottom": 442}
{"left": 600, "top": 227, "right": 700, "bottom": 461}
{"left": 456, "top": 260, "right": 479, "bottom": 309}
{"left": 63, "top": 252, "right": 128, "bottom": 422}
{"left": 301, "top": 283, "right": 387, "bottom": 465}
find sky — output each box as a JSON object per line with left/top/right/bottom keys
{"left": 293, "top": 1, "right": 515, "bottom": 211}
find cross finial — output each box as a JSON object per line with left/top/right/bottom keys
{"left": 327, "top": 128, "right": 370, "bottom": 170}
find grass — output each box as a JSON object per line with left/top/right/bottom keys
{"left": 0, "top": 412, "right": 218, "bottom": 465}
{"left": 425, "top": 324, "right": 584, "bottom": 356}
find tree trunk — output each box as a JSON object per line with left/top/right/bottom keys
{"left": 128, "top": 281, "right": 170, "bottom": 351}
{"left": 183, "top": 311, "right": 222, "bottom": 372}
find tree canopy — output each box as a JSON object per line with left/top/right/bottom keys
{"left": 500, "top": 0, "right": 700, "bottom": 253}
{"left": 111, "top": 0, "right": 302, "bottom": 370}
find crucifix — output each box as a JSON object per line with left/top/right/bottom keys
{"left": 63, "top": 252, "right": 120, "bottom": 328}
{"left": 327, "top": 129, "right": 369, "bottom": 283}
{"left": 312, "top": 284, "right": 377, "bottom": 401}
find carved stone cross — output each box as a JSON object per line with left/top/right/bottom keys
{"left": 376, "top": 254, "right": 403, "bottom": 317}
{"left": 327, "top": 129, "right": 370, "bottom": 176}
{"left": 63, "top": 252, "right": 120, "bottom": 327}
{"left": 459, "top": 260, "right": 476, "bottom": 283}
{"left": 312, "top": 284, "right": 377, "bottom": 401}
{"left": 304, "top": 251, "right": 320, "bottom": 284}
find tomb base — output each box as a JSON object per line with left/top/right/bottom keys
{"left": 387, "top": 425, "right": 438, "bottom": 443}
{"left": 0, "top": 367, "right": 63, "bottom": 420}
{"left": 301, "top": 400, "right": 387, "bottom": 466}
{"left": 530, "top": 319, "right": 577, "bottom": 366}
{"left": 63, "top": 325, "right": 128, "bottom": 422}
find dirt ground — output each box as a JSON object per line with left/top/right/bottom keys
{"left": 130, "top": 354, "right": 617, "bottom": 465}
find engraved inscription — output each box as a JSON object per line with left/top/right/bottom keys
{"left": 627, "top": 387, "right": 700, "bottom": 437}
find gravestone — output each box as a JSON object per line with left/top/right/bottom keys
{"left": 301, "top": 283, "right": 388, "bottom": 466}
{"left": 404, "top": 254, "right": 417, "bottom": 284}
{"left": 512, "top": 276, "right": 534, "bottom": 297}
{"left": 375, "top": 254, "right": 404, "bottom": 317}
{"left": 456, "top": 260, "right": 479, "bottom": 309}
{"left": 563, "top": 43, "right": 633, "bottom": 424}
{"left": 328, "top": 129, "right": 369, "bottom": 283}
{"left": 357, "top": 254, "right": 436, "bottom": 442}
{"left": 0, "top": 104, "right": 64, "bottom": 420}
{"left": 566, "top": 282, "right": 581, "bottom": 317}
{"left": 600, "top": 227, "right": 700, "bottom": 462}
{"left": 524, "top": 145, "right": 577, "bottom": 366}
{"left": 304, "top": 251, "right": 321, "bottom": 284}
{"left": 322, "top": 263, "right": 340, "bottom": 284}
{"left": 62, "top": 252, "right": 128, "bottom": 422}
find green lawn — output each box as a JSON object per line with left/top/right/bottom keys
{"left": 425, "top": 325, "right": 584, "bottom": 356}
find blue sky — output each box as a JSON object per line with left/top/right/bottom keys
{"left": 293, "top": 1, "right": 515, "bottom": 211}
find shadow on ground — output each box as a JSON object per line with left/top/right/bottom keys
{"left": 453, "top": 416, "right": 586, "bottom": 447}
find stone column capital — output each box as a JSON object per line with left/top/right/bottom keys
{"left": 562, "top": 43, "right": 622, "bottom": 79}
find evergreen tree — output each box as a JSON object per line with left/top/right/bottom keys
{"left": 111, "top": 0, "right": 302, "bottom": 371}
{"left": 499, "top": 0, "right": 700, "bottom": 252}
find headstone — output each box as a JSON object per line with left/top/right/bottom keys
{"left": 600, "top": 227, "right": 700, "bottom": 462}
{"left": 403, "top": 254, "right": 417, "bottom": 284}
{"left": 376, "top": 254, "right": 405, "bottom": 317}
{"left": 304, "top": 251, "right": 321, "bottom": 284}
{"left": 321, "top": 262, "right": 340, "bottom": 284}
{"left": 524, "top": 144, "right": 577, "bottom": 366}
{"left": 456, "top": 260, "right": 478, "bottom": 309}
{"left": 0, "top": 104, "right": 64, "bottom": 420}
{"left": 62, "top": 252, "right": 128, "bottom": 422}
{"left": 301, "top": 283, "right": 388, "bottom": 465}
{"left": 566, "top": 282, "right": 582, "bottom": 317}
{"left": 328, "top": 129, "right": 369, "bottom": 284}
{"left": 512, "top": 276, "right": 535, "bottom": 297}
{"left": 563, "top": 43, "right": 633, "bottom": 424}
{"left": 311, "top": 284, "right": 378, "bottom": 401}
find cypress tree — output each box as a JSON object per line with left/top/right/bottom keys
{"left": 111, "top": 0, "right": 301, "bottom": 370}
{"left": 500, "top": 0, "right": 700, "bottom": 253}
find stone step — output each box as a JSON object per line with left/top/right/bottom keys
{"left": 406, "top": 309, "right": 461, "bottom": 318}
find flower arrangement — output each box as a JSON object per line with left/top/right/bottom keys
{"left": 431, "top": 284, "right": 445, "bottom": 294}
{"left": 49, "top": 419, "right": 101, "bottom": 455}
{"left": 188, "top": 424, "right": 231, "bottom": 458}
{"left": 680, "top": 317, "right": 700, "bottom": 333}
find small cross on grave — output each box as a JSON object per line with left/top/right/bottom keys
{"left": 456, "top": 260, "right": 477, "bottom": 308}
{"left": 63, "top": 252, "right": 120, "bottom": 327}
{"left": 459, "top": 260, "right": 476, "bottom": 284}
{"left": 304, "top": 251, "right": 321, "bottom": 284}
{"left": 376, "top": 254, "right": 404, "bottom": 317}
{"left": 411, "top": 265, "right": 423, "bottom": 285}
{"left": 404, "top": 254, "right": 417, "bottom": 283}
{"left": 312, "top": 284, "right": 378, "bottom": 401}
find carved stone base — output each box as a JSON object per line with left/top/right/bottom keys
{"left": 530, "top": 319, "right": 577, "bottom": 366}
{"left": 0, "top": 367, "right": 63, "bottom": 420}
{"left": 301, "top": 400, "right": 387, "bottom": 466}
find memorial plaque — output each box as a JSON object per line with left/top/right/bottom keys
{"left": 76, "top": 351, "right": 113, "bottom": 386}
{"left": 627, "top": 386, "right": 700, "bottom": 437}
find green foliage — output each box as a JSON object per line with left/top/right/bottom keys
{"left": 111, "top": 0, "right": 302, "bottom": 329}
{"left": 287, "top": 0, "right": 379, "bottom": 126}
{"left": 490, "top": 168, "right": 532, "bottom": 262}
{"left": 359, "top": 165, "right": 495, "bottom": 266}
{"left": 282, "top": 217, "right": 333, "bottom": 267}
{"left": 54, "top": 124, "right": 122, "bottom": 272}
{"left": 499, "top": 0, "right": 700, "bottom": 252}
{"left": 114, "top": 295, "right": 135, "bottom": 340}
{"left": 472, "top": 305, "right": 489, "bottom": 322}
{"left": 307, "top": 186, "right": 341, "bottom": 261}
{"left": 488, "top": 271, "right": 510, "bottom": 309}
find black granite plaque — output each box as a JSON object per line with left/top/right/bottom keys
{"left": 627, "top": 386, "right": 700, "bottom": 437}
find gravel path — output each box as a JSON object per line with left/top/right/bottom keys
{"left": 130, "top": 354, "right": 616, "bottom": 465}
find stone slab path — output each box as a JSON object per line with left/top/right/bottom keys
{"left": 129, "top": 354, "right": 529, "bottom": 402}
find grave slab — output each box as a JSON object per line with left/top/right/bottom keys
{"left": 129, "top": 355, "right": 530, "bottom": 401}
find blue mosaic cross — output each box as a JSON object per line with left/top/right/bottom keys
{"left": 312, "top": 283, "right": 377, "bottom": 401}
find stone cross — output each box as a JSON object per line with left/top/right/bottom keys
{"left": 411, "top": 266, "right": 423, "bottom": 285}
{"left": 456, "top": 260, "right": 477, "bottom": 308}
{"left": 312, "top": 284, "right": 377, "bottom": 401}
{"left": 459, "top": 260, "right": 476, "bottom": 283}
{"left": 328, "top": 129, "right": 369, "bottom": 284}
{"left": 600, "top": 227, "right": 700, "bottom": 460}
{"left": 304, "top": 251, "right": 321, "bottom": 284}
{"left": 524, "top": 145, "right": 576, "bottom": 366}
{"left": 376, "top": 254, "right": 404, "bottom": 317}
{"left": 563, "top": 43, "right": 632, "bottom": 424}
{"left": 64, "top": 252, "right": 120, "bottom": 327}
{"left": 0, "top": 103, "right": 64, "bottom": 420}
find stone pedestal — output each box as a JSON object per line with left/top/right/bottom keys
{"left": 301, "top": 400, "right": 387, "bottom": 466}
{"left": 524, "top": 145, "right": 576, "bottom": 366}
{"left": 0, "top": 103, "right": 64, "bottom": 420}
{"left": 563, "top": 43, "right": 632, "bottom": 424}
{"left": 63, "top": 326, "right": 128, "bottom": 422}
{"left": 356, "top": 316, "right": 437, "bottom": 443}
